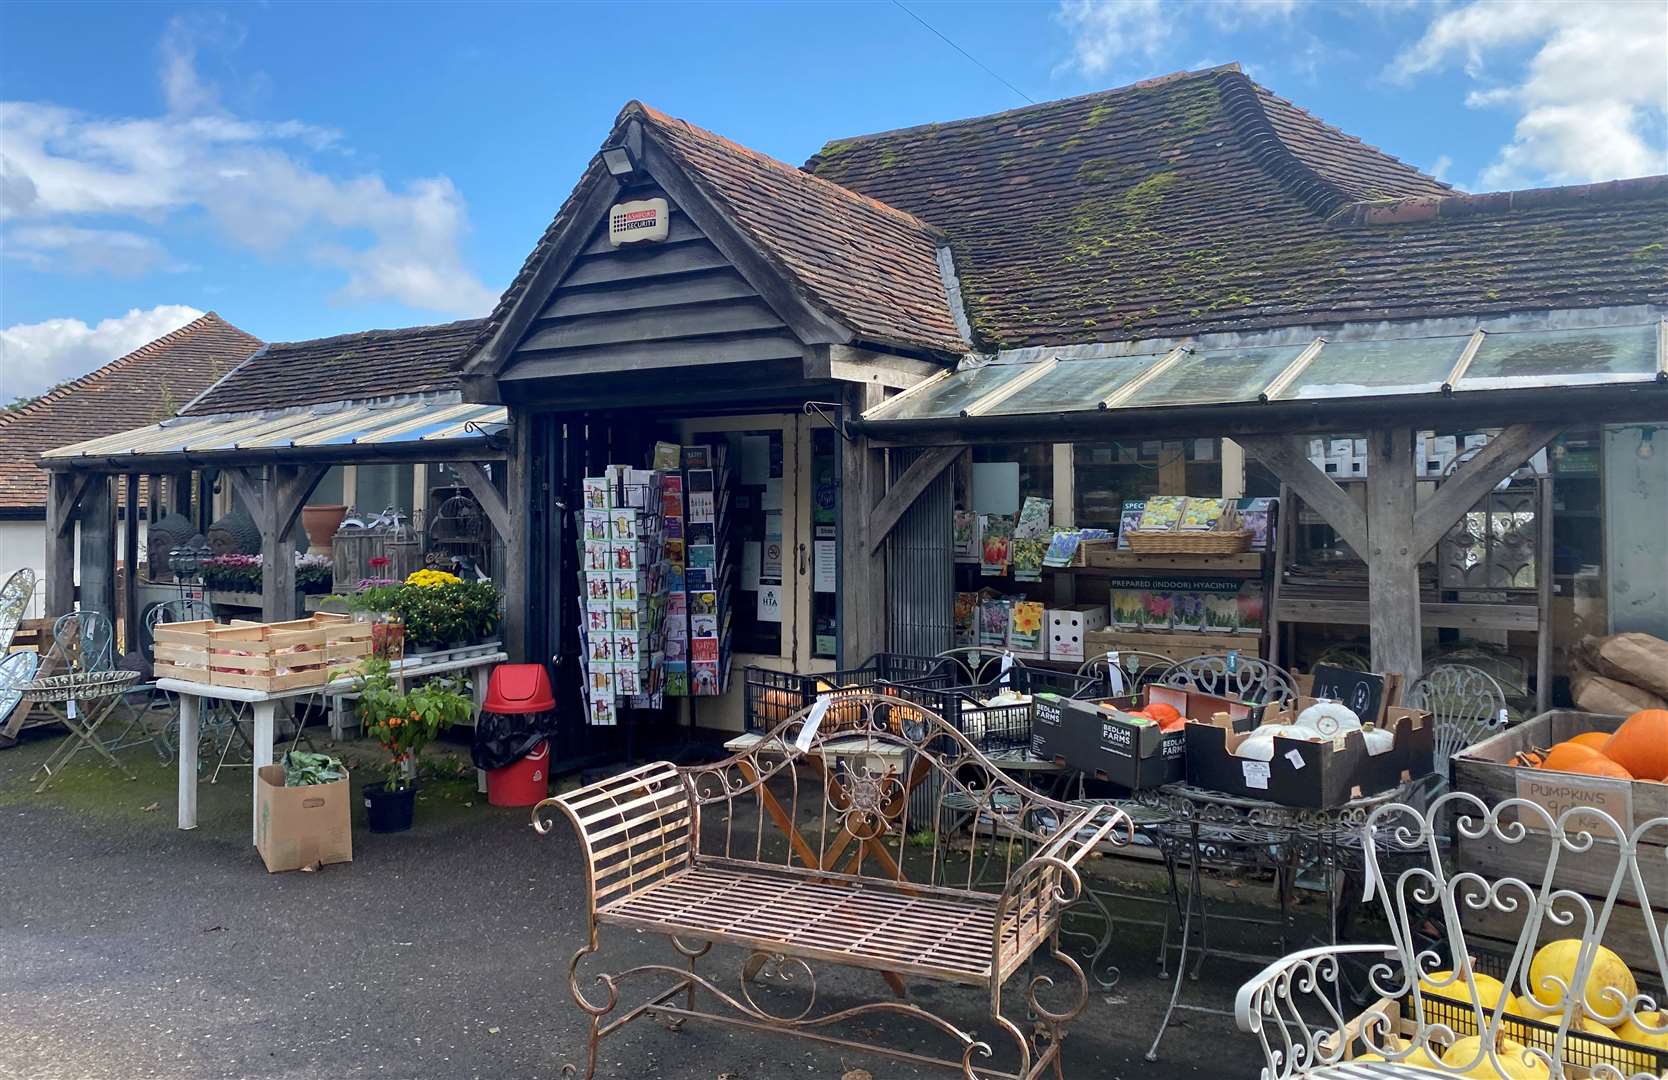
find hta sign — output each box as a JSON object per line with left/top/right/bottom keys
{"left": 608, "top": 198, "right": 670, "bottom": 246}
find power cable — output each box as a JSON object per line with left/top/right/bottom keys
{"left": 891, "top": 0, "right": 1036, "bottom": 105}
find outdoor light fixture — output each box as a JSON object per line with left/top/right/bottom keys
{"left": 600, "top": 144, "right": 636, "bottom": 177}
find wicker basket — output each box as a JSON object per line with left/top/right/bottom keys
{"left": 1122, "top": 529, "right": 1253, "bottom": 555}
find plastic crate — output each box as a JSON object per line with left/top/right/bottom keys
{"left": 1401, "top": 950, "right": 1668, "bottom": 1077}
{"left": 889, "top": 664, "right": 1107, "bottom": 752}
{"left": 743, "top": 653, "right": 956, "bottom": 733}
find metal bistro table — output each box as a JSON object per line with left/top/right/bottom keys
{"left": 1137, "top": 781, "right": 1411, "bottom": 1062}
{"left": 160, "top": 649, "right": 506, "bottom": 843}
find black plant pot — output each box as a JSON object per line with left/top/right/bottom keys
{"left": 363, "top": 781, "right": 417, "bottom": 833}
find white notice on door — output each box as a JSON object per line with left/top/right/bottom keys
{"left": 757, "top": 583, "right": 783, "bottom": 622}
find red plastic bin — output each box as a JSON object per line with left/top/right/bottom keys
{"left": 486, "top": 740, "right": 549, "bottom": 807}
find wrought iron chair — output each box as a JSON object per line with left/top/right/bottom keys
{"left": 1236, "top": 793, "right": 1668, "bottom": 1079}
{"left": 107, "top": 599, "right": 220, "bottom": 764}
{"left": 1075, "top": 649, "right": 1177, "bottom": 695}
{"left": 0, "top": 650, "right": 42, "bottom": 748}
{"left": 0, "top": 567, "right": 36, "bottom": 654}
{"left": 44, "top": 610, "right": 115, "bottom": 675}
{"left": 1159, "top": 653, "right": 1299, "bottom": 708}
{"left": 935, "top": 645, "right": 1012, "bottom": 685}
{"left": 1404, "top": 664, "right": 1509, "bottom": 797}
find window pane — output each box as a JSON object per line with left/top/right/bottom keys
{"left": 1463, "top": 324, "right": 1658, "bottom": 387}
{"left": 881, "top": 363, "right": 1031, "bottom": 421}
{"left": 1123, "top": 345, "right": 1308, "bottom": 407}
{"left": 1074, "top": 440, "right": 1221, "bottom": 528}
{"left": 1278, "top": 336, "right": 1465, "bottom": 400}
{"left": 987, "top": 355, "right": 1165, "bottom": 415}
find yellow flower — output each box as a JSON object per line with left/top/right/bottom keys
{"left": 404, "top": 569, "right": 461, "bottom": 588}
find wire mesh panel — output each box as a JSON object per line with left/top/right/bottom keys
{"left": 886, "top": 448, "right": 955, "bottom": 659}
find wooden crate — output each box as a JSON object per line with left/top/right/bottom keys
{"left": 151, "top": 619, "right": 216, "bottom": 683}
{"left": 206, "top": 619, "right": 330, "bottom": 692}
{"left": 310, "top": 611, "right": 372, "bottom": 677}
{"left": 1083, "top": 628, "right": 1264, "bottom": 662}
{"left": 1452, "top": 709, "right": 1666, "bottom": 974}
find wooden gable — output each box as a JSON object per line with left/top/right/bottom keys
{"left": 497, "top": 178, "right": 806, "bottom": 386}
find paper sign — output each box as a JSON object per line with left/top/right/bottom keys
{"left": 795, "top": 695, "right": 833, "bottom": 752}
{"left": 1515, "top": 771, "right": 1635, "bottom": 837}
{"left": 757, "top": 583, "right": 783, "bottom": 622}
{"left": 999, "top": 650, "right": 1014, "bottom": 687}
{"left": 813, "top": 540, "right": 836, "bottom": 593}
{"left": 1242, "top": 760, "right": 1271, "bottom": 790}
{"left": 1104, "top": 651, "right": 1125, "bottom": 694}
{"left": 1285, "top": 749, "right": 1307, "bottom": 770}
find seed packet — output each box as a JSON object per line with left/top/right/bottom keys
{"left": 980, "top": 515, "right": 1014, "bottom": 576}
{"left": 1117, "top": 501, "right": 1145, "bottom": 547}
{"left": 1137, "top": 496, "right": 1186, "bottom": 532}
{"left": 979, "top": 597, "right": 1011, "bottom": 647}
{"left": 1009, "top": 601, "right": 1046, "bottom": 652}
{"left": 1015, "top": 497, "right": 1053, "bottom": 540}
{"left": 1178, "top": 498, "right": 1227, "bottom": 532}
{"left": 1012, "top": 538, "right": 1046, "bottom": 582}
{"left": 953, "top": 511, "right": 978, "bottom": 562}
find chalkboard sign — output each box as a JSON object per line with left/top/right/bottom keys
{"left": 1310, "top": 664, "right": 1385, "bottom": 726}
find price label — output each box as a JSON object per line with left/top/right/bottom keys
{"left": 1104, "top": 651, "right": 1126, "bottom": 694}
{"left": 794, "top": 695, "right": 833, "bottom": 753}
{"left": 1285, "top": 748, "right": 1307, "bottom": 770}
{"left": 999, "top": 651, "right": 1014, "bottom": 687}
{"left": 1242, "top": 759, "right": 1271, "bottom": 790}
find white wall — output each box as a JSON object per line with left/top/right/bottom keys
{"left": 0, "top": 521, "right": 46, "bottom": 618}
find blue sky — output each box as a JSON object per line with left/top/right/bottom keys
{"left": 3, "top": 0, "right": 1664, "bottom": 398}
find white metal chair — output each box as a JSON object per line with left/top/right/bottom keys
{"left": 1404, "top": 664, "right": 1509, "bottom": 796}
{"left": 1235, "top": 793, "right": 1668, "bottom": 1079}
{"left": 1075, "top": 649, "right": 1176, "bottom": 695}
{"left": 0, "top": 567, "right": 35, "bottom": 654}
{"left": 1159, "top": 653, "right": 1299, "bottom": 707}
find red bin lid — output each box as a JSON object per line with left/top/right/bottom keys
{"left": 484, "top": 664, "right": 555, "bottom": 713}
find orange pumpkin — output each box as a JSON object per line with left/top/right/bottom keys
{"left": 1603, "top": 710, "right": 1668, "bottom": 782}
{"left": 1539, "top": 741, "right": 1606, "bottom": 774}
{"left": 1145, "top": 702, "right": 1186, "bottom": 731}
{"left": 1567, "top": 731, "right": 1613, "bottom": 752}
{"left": 1562, "top": 755, "right": 1635, "bottom": 782}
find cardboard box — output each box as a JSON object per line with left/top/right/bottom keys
{"left": 1032, "top": 685, "right": 1252, "bottom": 791}
{"left": 1047, "top": 604, "right": 1110, "bottom": 661}
{"left": 255, "top": 764, "right": 352, "bottom": 873}
{"left": 1184, "top": 698, "right": 1433, "bottom": 808}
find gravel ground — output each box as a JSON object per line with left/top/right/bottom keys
{"left": 0, "top": 723, "right": 1290, "bottom": 1080}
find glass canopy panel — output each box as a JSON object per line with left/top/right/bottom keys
{"left": 1122, "top": 344, "right": 1308, "bottom": 407}
{"left": 879, "top": 363, "right": 1034, "bottom": 421}
{"left": 1276, "top": 336, "right": 1467, "bottom": 400}
{"left": 1461, "top": 323, "right": 1659, "bottom": 388}
{"left": 986, "top": 354, "right": 1166, "bottom": 415}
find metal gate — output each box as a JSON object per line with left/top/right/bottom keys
{"left": 884, "top": 449, "right": 955, "bottom": 658}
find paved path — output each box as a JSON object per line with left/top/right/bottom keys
{"left": 0, "top": 729, "right": 1270, "bottom": 1079}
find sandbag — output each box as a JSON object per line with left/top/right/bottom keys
{"left": 1581, "top": 632, "right": 1668, "bottom": 700}
{"left": 1571, "top": 671, "right": 1667, "bottom": 716}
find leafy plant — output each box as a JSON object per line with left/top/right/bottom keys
{"left": 353, "top": 658, "right": 473, "bottom": 790}
{"left": 283, "top": 750, "right": 347, "bottom": 787}
{"left": 393, "top": 579, "right": 501, "bottom": 648}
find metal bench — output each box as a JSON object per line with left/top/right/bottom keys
{"left": 1234, "top": 792, "right": 1668, "bottom": 1079}
{"left": 537, "top": 692, "right": 1132, "bottom": 1079}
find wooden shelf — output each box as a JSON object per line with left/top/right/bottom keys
{"left": 1274, "top": 597, "right": 1539, "bottom": 632}
{"left": 1054, "top": 551, "right": 1264, "bottom": 575}
{"left": 1084, "top": 628, "right": 1264, "bottom": 661}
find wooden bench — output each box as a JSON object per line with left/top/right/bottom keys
{"left": 537, "top": 691, "right": 1132, "bottom": 1079}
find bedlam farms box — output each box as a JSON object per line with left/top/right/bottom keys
{"left": 1184, "top": 698, "right": 1434, "bottom": 809}
{"left": 1031, "top": 685, "right": 1253, "bottom": 790}
{"left": 254, "top": 764, "right": 353, "bottom": 873}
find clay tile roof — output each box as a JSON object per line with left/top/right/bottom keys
{"left": 465, "top": 101, "right": 969, "bottom": 367}
{"left": 807, "top": 66, "right": 1668, "bottom": 350}
{"left": 0, "top": 312, "right": 260, "bottom": 512}
{"left": 631, "top": 102, "right": 968, "bottom": 355}
{"left": 186, "top": 318, "right": 486, "bottom": 416}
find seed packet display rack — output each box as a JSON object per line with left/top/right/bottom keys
{"left": 578, "top": 469, "right": 671, "bottom": 727}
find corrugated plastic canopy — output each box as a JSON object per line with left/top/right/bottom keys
{"left": 863, "top": 319, "right": 1667, "bottom": 425}
{"left": 41, "top": 396, "right": 507, "bottom": 464}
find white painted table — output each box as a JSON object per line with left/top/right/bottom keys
{"left": 159, "top": 649, "right": 507, "bottom": 842}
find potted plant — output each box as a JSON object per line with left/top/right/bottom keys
{"left": 295, "top": 552, "right": 334, "bottom": 594}
{"left": 353, "top": 658, "right": 474, "bottom": 832}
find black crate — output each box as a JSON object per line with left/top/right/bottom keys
{"left": 1398, "top": 949, "right": 1668, "bottom": 1076}
{"left": 742, "top": 653, "right": 955, "bottom": 733}
{"left": 889, "top": 664, "right": 1107, "bottom": 752}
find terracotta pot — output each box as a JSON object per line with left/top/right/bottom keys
{"left": 300, "top": 504, "right": 348, "bottom": 555}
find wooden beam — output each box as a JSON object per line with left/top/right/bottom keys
{"left": 255, "top": 464, "right": 326, "bottom": 623}
{"left": 43, "top": 473, "right": 78, "bottom": 617}
{"left": 500, "top": 407, "right": 532, "bottom": 662}
{"left": 1364, "top": 427, "right": 1421, "bottom": 679}
{"left": 1412, "top": 422, "right": 1565, "bottom": 558}
{"left": 226, "top": 467, "right": 266, "bottom": 519}
{"left": 840, "top": 384, "right": 888, "bottom": 664}
{"left": 50, "top": 470, "right": 95, "bottom": 538}
{"left": 77, "top": 475, "right": 116, "bottom": 626}
{"left": 1237, "top": 435, "right": 1369, "bottom": 556}
{"left": 122, "top": 473, "right": 141, "bottom": 653}
{"left": 450, "top": 461, "right": 511, "bottom": 542}
{"left": 867, "top": 445, "right": 961, "bottom": 556}
{"left": 803, "top": 344, "right": 947, "bottom": 390}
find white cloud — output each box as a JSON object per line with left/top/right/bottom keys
{"left": 1, "top": 305, "right": 205, "bottom": 401}
{"left": 1055, "top": 0, "right": 1172, "bottom": 77}
{"left": 1, "top": 15, "right": 492, "bottom": 314}
{"left": 1428, "top": 153, "right": 1453, "bottom": 183}
{"left": 1390, "top": 1, "right": 1668, "bottom": 188}
{"left": 4, "top": 225, "right": 178, "bottom": 277}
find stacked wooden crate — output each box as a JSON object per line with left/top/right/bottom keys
{"left": 150, "top": 612, "right": 371, "bottom": 691}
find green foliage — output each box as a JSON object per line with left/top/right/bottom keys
{"left": 283, "top": 750, "right": 346, "bottom": 787}
{"left": 354, "top": 658, "right": 473, "bottom": 790}
{"left": 393, "top": 579, "right": 501, "bottom": 648}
